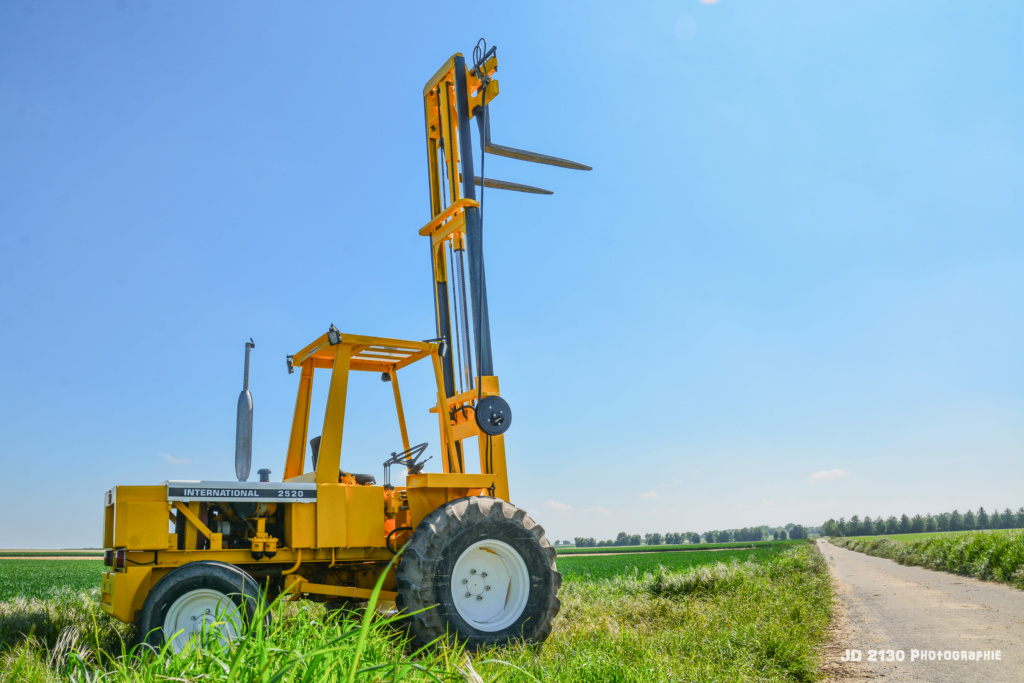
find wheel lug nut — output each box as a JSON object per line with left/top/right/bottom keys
{"left": 485, "top": 585, "right": 490, "bottom": 591}
{"left": 462, "top": 578, "right": 468, "bottom": 584}
{"left": 481, "top": 572, "right": 487, "bottom": 578}
{"left": 470, "top": 569, "right": 476, "bottom": 574}
{"left": 476, "top": 595, "right": 483, "bottom": 601}
{"left": 465, "top": 592, "right": 471, "bottom": 598}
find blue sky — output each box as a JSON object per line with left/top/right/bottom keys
{"left": 1, "top": 1, "right": 1021, "bottom": 547}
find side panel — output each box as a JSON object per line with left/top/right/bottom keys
{"left": 314, "top": 484, "right": 385, "bottom": 549}
{"left": 316, "top": 484, "right": 347, "bottom": 548}
{"left": 285, "top": 501, "right": 316, "bottom": 549}
{"left": 111, "top": 487, "right": 170, "bottom": 550}
{"left": 346, "top": 486, "right": 385, "bottom": 548}
{"left": 114, "top": 486, "right": 166, "bottom": 503}
{"left": 115, "top": 502, "right": 171, "bottom": 549}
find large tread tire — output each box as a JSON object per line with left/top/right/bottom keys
{"left": 137, "top": 561, "right": 266, "bottom": 651}
{"left": 396, "top": 496, "right": 561, "bottom": 649}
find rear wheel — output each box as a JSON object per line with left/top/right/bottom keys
{"left": 137, "top": 561, "right": 265, "bottom": 653}
{"left": 396, "top": 497, "right": 561, "bottom": 649}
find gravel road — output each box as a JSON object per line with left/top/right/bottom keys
{"left": 817, "top": 539, "right": 1024, "bottom": 682}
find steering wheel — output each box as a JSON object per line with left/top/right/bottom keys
{"left": 383, "top": 442, "right": 429, "bottom": 469}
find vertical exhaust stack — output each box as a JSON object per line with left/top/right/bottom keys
{"left": 235, "top": 339, "right": 255, "bottom": 482}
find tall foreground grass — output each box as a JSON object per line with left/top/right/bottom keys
{"left": 0, "top": 545, "right": 833, "bottom": 682}
{"left": 830, "top": 530, "right": 1024, "bottom": 588}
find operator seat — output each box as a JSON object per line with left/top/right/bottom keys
{"left": 308, "top": 435, "right": 376, "bottom": 485}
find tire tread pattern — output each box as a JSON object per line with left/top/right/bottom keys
{"left": 395, "top": 496, "right": 561, "bottom": 649}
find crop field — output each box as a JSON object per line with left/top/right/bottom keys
{"left": 837, "top": 528, "right": 1019, "bottom": 543}
{"left": 557, "top": 544, "right": 794, "bottom": 581}
{"left": 830, "top": 530, "right": 1024, "bottom": 588}
{"left": 0, "top": 560, "right": 104, "bottom": 601}
{"left": 556, "top": 539, "right": 804, "bottom": 555}
{"left": 0, "top": 540, "right": 832, "bottom": 682}
{"left": 0, "top": 551, "right": 102, "bottom": 558}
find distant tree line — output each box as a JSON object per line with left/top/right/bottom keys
{"left": 699, "top": 525, "right": 809, "bottom": 543}
{"left": 821, "top": 506, "right": 1024, "bottom": 538}
{"left": 572, "top": 524, "right": 810, "bottom": 548}
{"left": 573, "top": 532, "right": 644, "bottom": 548}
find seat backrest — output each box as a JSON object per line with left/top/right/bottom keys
{"left": 309, "top": 436, "right": 322, "bottom": 470}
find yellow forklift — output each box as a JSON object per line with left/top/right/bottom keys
{"left": 99, "top": 42, "right": 589, "bottom": 652}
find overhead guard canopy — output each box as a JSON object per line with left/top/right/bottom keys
{"left": 289, "top": 331, "right": 436, "bottom": 373}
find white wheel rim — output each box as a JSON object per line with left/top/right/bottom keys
{"left": 450, "top": 539, "right": 530, "bottom": 632}
{"left": 163, "top": 588, "right": 242, "bottom": 653}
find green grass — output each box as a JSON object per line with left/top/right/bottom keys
{"left": 0, "top": 561, "right": 104, "bottom": 601}
{"left": 0, "top": 551, "right": 102, "bottom": 558}
{"left": 486, "top": 543, "right": 833, "bottom": 681}
{"left": 557, "top": 545, "right": 798, "bottom": 581}
{"left": 830, "top": 530, "right": 1024, "bottom": 588}
{"left": 556, "top": 539, "right": 804, "bottom": 555}
{"left": 0, "top": 544, "right": 833, "bottom": 682}
{"left": 839, "top": 528, "right": 1019, "bottom": 543}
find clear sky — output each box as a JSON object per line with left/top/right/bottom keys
{"left": 1, "top": 1, "right": 1021, "bottom": 547}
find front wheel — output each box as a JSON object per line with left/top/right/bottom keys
{"left": 137, "top": 561, "right": 265, "bottom": 653}
{"left": 396, "top": 497, "right": 561, "bottom": 649}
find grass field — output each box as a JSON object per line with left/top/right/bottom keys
{"left": 830, "top": 530, "right": 1024, "bottom": 589}
{"left": 836, "top": 528, "right": 1019, "bottom": 544}
{"left": 0, "top": 540, "right": 832, "bottom": 682}
{"left": 556, "top": 539, "right": 805, "bottom": 555}
{"left": 0, "top": 551, "right": 102, "bottom": 558}
{"left": 557, "top": 545, "right": 795, "bottom": 581}
{"left": 0, "top": 560, "right": 105, "bottom": 601}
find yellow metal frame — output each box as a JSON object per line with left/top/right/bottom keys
{"left": 100, "top": 51, "right": 518, "bottom": 627}
{"left": 281, "top": 329, "right": 509, "bottom": 493}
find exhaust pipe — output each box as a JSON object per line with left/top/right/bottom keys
{"left": 235, "top": 339, "right": 255, "bottom": 482}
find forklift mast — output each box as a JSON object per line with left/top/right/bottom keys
{"left": 421, "top": 42, "right": 589, "bottom": 404}
{"left": 423, "top": 50, "right": 493, "bottom": 399}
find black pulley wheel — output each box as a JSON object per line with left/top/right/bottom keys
{"left": 396, "top": 496, "right": 561, "bottom": 649}
{"left": 475, "top": 395, "right": 511, "bottom": 436}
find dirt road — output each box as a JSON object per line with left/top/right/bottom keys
{"left": 817, "top": 539, "right": 1024, "bottom": 682}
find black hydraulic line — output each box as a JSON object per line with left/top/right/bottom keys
{"left": 469, "top": 44, "right": 497, "bottom": 77}
{"left": 455, "top": 248, "right": 473, "bottom": 389}
{"left": 386, "top": 526, "right": 414, "bottom": 555}
{"left": 453, "top": 54, "right": 494, "bottom": 378}
{"left": 432, "top": 272, "right": 456, "bottom": 399}
{"left": 448, "top": 242, "right": 464, "bottom": 395}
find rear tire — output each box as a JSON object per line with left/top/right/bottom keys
{"left": 396, "top": 497, "right": 561, "bottom": 649}
{"left": 137, "top": 561, "right": 265, "bottom": 653}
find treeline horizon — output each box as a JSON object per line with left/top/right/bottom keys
{"left": 571, "top": 524, "right": 813, "bottom": 548}
{"left": 822, "top": 505, "right": 1024, "bottom": 537}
